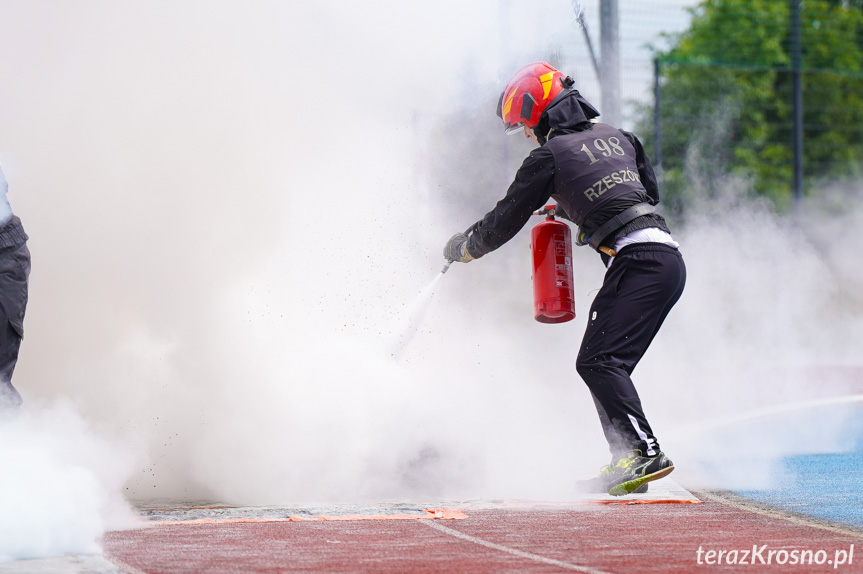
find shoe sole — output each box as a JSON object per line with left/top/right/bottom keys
{"left": 576, "top": 480, "right": 649, "bottom": 495}
{"left": 608, "top": 465, "right": 674, "bottom": 496}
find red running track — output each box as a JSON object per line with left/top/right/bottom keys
{"left": 103, "top": 492, "right": 863, "bottom": 573}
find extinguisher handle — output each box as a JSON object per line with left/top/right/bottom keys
{"left": 534, "top": 205, "right": 556, "bottom": 217}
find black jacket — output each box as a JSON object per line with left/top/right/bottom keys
{"left": 465, "top": 90, "right": 669, "bottom": 259}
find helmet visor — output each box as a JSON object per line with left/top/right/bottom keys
{"left": 505, "top": 122, "right": 525, "bottom": 135}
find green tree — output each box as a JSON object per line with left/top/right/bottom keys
{"left": 643, "top": 0, "right": 863, "bottom": 212}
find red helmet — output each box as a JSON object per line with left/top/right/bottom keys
{"left": 497, "top": 62, "right": 569, "bottom": 133}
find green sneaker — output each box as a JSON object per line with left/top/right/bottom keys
{"left": 576, "top": 462, "right": 649, "bottom": 494}
{"left": 607, "top": 450, "right": 674, "bottom": 496}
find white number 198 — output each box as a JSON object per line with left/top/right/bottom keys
{"left": 580, "top": 137, "right": 626, "bottom": 165}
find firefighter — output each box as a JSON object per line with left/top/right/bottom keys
{"left": 443, "top": 62, "right": 685, "bottom": 496}
{"left": 0, "top": 164, "right": 31, "bottom": 410}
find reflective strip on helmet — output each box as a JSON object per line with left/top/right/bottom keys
{"left": 540, "top": 71, "right": 555, "bottom": 99}
{"left": 501, "top": 86, "right": 518, "bottom": 122}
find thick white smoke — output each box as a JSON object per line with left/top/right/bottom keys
{"left": 1, "top": 0, "right": 862, "bottom": 562}
{"left": 637, "top": 183, "right": 863, "bottom": 489}
{"left": 0, "top": 400, "right": 138, "bottom": 561}
{"left": 0, "top": 1, "right": 593, "bottom": 559}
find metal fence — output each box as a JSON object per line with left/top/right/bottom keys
{"left": 644, "top": 1, "right": 863, "bottom": 212}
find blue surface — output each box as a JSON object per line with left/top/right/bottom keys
{"left": 736, "top": 433, "right": 863, "bottom": 529}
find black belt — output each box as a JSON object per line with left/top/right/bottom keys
{"left": 587, "top": 203, "right": 656, "bottom": 251}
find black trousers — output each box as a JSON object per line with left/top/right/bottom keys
{"left": 0, "top": 220, "right": 30, "bottom": 408}
{"left": 576, "top": 243, "right": 685, "bottom": 460}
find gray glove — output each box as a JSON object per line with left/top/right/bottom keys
{"left": 443, "top": 232, "right": 475, "bottom": 263}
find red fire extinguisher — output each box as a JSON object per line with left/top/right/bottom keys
{"left": 531, "top": 205, "right": 575, "bottom": 323}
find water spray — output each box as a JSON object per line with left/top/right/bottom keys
{"left": 389, "top": 228, "right": 472, "bottom": 357}
{"left": 388, "top": 271, "right": 446, "bottom": 359}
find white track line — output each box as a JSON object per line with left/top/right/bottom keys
{"left": 696, "top": 490, "right": 863, "bottom": 539}
{"left": 668, "top": 394, "right": 863, "bottom": 438}
{"left": 421, "top": 520, "right": 613, "bottom": 574}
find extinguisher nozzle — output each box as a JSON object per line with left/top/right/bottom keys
{"left": 441, "top": 259, "right": 453, "bottom": 274}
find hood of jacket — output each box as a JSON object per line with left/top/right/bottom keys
{"left": 539, "top": 90, "right": 601, "bottom": 137}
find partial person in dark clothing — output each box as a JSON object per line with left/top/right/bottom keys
{"left": 0, "top": 164, "right": 31, "bottom": 410}
{"left": 443, "top": 62, "right": 685, "bottom": 495}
